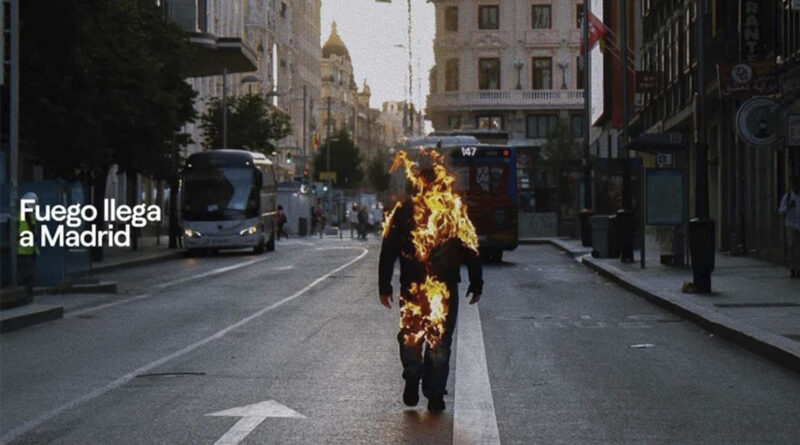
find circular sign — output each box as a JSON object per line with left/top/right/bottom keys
{"left": 736, "top": 97, "right": 778, "bottom": 147}
{"left": 731, "top": 63, "right": 753, "bottom": 84}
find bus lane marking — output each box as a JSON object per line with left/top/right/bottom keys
{"left": 0, "top": 248, "right": 369, "bottom": 445}
{"left": 453, "top": 301, "right": 501, "bottom": 445}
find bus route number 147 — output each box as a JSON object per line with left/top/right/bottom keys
{"left": 461, "top": 146, "right": 477, "bottom": 157}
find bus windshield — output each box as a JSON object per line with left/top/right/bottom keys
{"left": 183, "top": 166, "right": 258, "bottom": 221}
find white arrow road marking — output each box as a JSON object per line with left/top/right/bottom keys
{"left": 206, "top": 400, "right": 305, "bottom": 445}
{"left": 453, "top": 302, "right": 501, "bottom": 445}
{"left": 0, "top": 249, "right": 368, "bottom": 445}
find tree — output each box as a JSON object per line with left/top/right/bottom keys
{"left": 199, "top": 93, "right": 292, "bottom": 154}
{"left": 20, "top": 0, "right": 198, "bottom": 254}
{"left": 312, "top": 128, "right": 364, "bottom": 189}
{"left": 20, "top": 0, "right": 197, "bottom": 180}
{"left": 366, "top": 148, "right": 391, "bottom": 195}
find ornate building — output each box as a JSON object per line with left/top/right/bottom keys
{"left": 427, "top": 0, "right": 587, "bottom": 236}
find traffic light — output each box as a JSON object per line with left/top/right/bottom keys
{"left": 302, "top": 167, "right": 309, "bottom": 177}
{"left": 311, "top": 184, "right": 317, "bottom": 194}
{"left": 322, "top": 184, "right": 329, "bottom": 192}
{"left": 286, "top": 152, "right": 292, "bottom": 164}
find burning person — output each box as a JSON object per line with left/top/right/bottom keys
{"left": 378, "top": 150, "right": 483, "bottom": 412}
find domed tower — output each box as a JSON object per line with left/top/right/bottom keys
{"left": 322, "top": 22, "right": 351, "bottom": 62}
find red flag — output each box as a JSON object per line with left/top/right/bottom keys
{"left": 581, "top": 12, "right": 607, "bottom": 55}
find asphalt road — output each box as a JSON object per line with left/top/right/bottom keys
{"left": 1, "top": 238, "right": 799, "bottom": 444}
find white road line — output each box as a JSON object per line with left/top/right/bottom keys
{"left": 0, "top": 248, "right": 369, "bottom": 445}
{"left": 453, "top": 302, "right": 501, "bottom": 445}
{"left": 68, "top": 257, "right": 271, "bottom": 317}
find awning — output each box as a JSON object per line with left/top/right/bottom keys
{"left": 185, "top": 33, "right": 258, "bottom": 78}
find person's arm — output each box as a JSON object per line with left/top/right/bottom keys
{"left": 378, "top": 204, "right": 403, "bottom": 307}
{"left": 464, "top": 247, "right": 483, "bottom": 304}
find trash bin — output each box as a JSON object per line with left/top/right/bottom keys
{"left": 298, "top": 217, "right": 308, "bottom": 237}
{"left": 591, "top": 215, "right": 620, "bottom": 258}
{"left": 579, "top": 209, "right": 594, "bottom": 247}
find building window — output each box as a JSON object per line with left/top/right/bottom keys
{"left": 449, "top": 115, "right": 462, "bottom": 130}
{"left": 478, "top": 58, "right": 501, "bottom": 90}
{"left": 477, "top": 115, "right": 503, "bottom": 130}
{"left": 280, "top": 1, "right": 287, "bottom": 18}
{"left": 478, "top": 5, "right": 499, "bottom": 30}
{"left": 571, "top": 114, "right": 584, "bottom": 138}
{"left": 445, "top": 59, "right": 460, "bottom": 91}
{"left": 576, "top": 3, "right": 584, "bottom": 29}
{"left": 445, "top": 6, "right": 459, "bottom": 32}
{"left": 576, "top": 56, "right": 585, "bottom": 89}
{"left": 526, "top": 114, "right": 558, "bottom": 138}
{"left": 531, "top": 57, "right": 552, "bottom": 90}
{"left": 532, "top": 5, "right": 551, "bottom": 29}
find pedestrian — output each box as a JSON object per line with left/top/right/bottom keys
{"left": 315, "top": 200, "right": 326, "bottom": 238}
{"left": 357, "top": 204, "right": 368, "bottom": 240}
{"left": 348, "top": 203, "right": 359, "bottom": 238}
{"left": 276, "top": 205, "right": 288, "bottom": 240}
{"left": 779, "top": 175, "right": 800, "bottom": 278}
{"left": 378, "top": 162, "right": 483, "bottom": 413}
{"left": 17, "top": 192, "right": 40, "bottom": 301}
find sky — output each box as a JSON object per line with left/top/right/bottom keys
{"left": 320, "top": 0, "right": 435, "bottom": 112}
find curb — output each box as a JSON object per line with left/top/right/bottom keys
{"left": 0, "top": 305, "right": 64, "bottom": 333}
{"left": 90, "top": 250, "right": 183, "bottom": 274}
{"left": 581, "top": 254, "right": 800, "bottom": 374}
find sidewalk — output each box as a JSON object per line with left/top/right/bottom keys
{"left": 530, "top": 237, "right": 800, "bottom": 373}
{"left": 1, "top": 236, "right": 181, "bottom": 333}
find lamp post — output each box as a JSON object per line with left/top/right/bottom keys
{"left": 513, "top": 60, "right": 524, "bottom": 90}
{"left": 618, "top": 0, "right": 634, "bottom": 263}
{"left": 689, "top": 0, "right": 714, "bottom": 293}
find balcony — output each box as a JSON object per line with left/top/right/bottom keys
{"left": 427, "top": 90, "right": 585, "bottom": 112}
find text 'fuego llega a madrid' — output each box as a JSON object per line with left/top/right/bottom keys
{"left": 383, "top": 149, "right": 479, "bottom": 349}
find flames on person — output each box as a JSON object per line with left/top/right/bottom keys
{"left": 383, "top": 149, "right": 479, "bottom": 349}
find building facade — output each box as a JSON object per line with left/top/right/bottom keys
{"left": 630, "top": 0, "right": 800, "bottom": 264}
{"left": 427, "top": 0, "right": 587, "bottom": 236}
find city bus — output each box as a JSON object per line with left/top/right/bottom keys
{"left": 181, "top": 150, "right": 277, "bottom": 254}
{"left": 390, "top": 136, "right": 519, "bottom": 262}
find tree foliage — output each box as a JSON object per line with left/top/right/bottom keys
{"left": 366, "top": 148, "right": 391, "bottom": 194}
{"left": 312, "top": 128, "right": 364, "bottom": 189}
{"left": 19, "top": 0, "right": 197, "bottom": 180}
{"left": 199, "top": 94, "right": 292, "bottom": 154}
{"left": 541, "top": 122, "right": 582, "bottom": 166}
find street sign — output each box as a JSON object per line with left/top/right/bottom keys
{"left": 206, "top": 400, "right": 305, "bottom": 445}
{"left": 646, "top": 168, "right": 684, "bottom": 226}
{"left": 736, "top": 97, "right": 778, "bottom": 147}
{"left": 635, "top": 71, "right": 657, "bottom": 93}
{"left": 717, "top": 62, "right": 778, "bottom": 98}
{"left": 318, "top": 171, "right": 337, "bottom": 182}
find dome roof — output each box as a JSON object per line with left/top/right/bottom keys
{"left": 361, "top": 79, "right": 371, "bottom": 95}
{"left": 322, "top": 22, "right": 350, "bottom": 61}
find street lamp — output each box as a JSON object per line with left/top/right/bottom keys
{"left": 513, "top": 60, "right": 524, "bottom": 90}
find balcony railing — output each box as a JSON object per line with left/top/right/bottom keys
{"left": 427, "top": 89, "right": 585, "bottom": 111}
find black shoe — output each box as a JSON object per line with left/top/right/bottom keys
{"left": 403, "top": 378, "right": 419, "bottom": 407}
{"left": 427, "top": 396, "right": 445, "bottom": 412}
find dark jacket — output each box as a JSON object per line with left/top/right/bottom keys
{"left": 379, "top": 200, "right": 483, "bottom": 297}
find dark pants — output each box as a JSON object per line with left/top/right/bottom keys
{"left": 398, "top": 282, "right": 459, "bottom": 399}
{"left": 18, "top": 255, "right": 36, "bottom": 297}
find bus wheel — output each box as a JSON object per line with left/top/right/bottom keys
{"left": 266, "top": 230, "right": 276, "bottom": 252}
